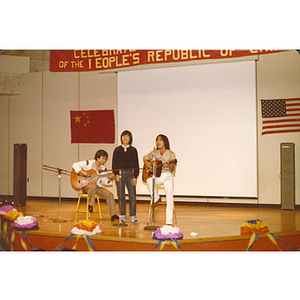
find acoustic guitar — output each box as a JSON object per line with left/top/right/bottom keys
{"left": 71, "top": 169, "right": 114, "bottom": 189}
{"left": 142, "top": 159, "right": 177, "bottom": 183}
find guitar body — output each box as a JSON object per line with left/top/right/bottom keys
{"left": 142, "top": 160, "right": 163, "bottom": 183}
{"left": 71, "top": 169, "right": 98, "bottom": 189}
{"left": 142, "top": 159, "right": 178, "bottom": 183}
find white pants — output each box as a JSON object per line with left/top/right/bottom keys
{"left": 146, "top": 171, "right": 174, "bottom": 225}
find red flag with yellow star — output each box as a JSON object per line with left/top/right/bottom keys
{"left": 70, "top": 110, "right": 115, "bottom": 143}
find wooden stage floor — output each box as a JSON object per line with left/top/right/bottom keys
{"left": 3, "top": 199, "right": 300, "bottom": 251}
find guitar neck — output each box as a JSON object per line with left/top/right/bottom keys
{"left": 89, "top": 173, "right": 110, "bottom": 180}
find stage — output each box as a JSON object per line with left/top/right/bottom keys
{"left": 1, "top": 199, "right": 300, "bottom": 251}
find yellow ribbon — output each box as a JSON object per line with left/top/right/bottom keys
{"left": 155, "top": 240, "right": 183, "bottom": 251}
{"left": 171, "top": 241, "right": 179, "bottom": 250}
{"left": 0, "top": 219, "right": 2, "bottom": 236}
{"left": 83, "top": 235, "right": 94, "bottom": 251}
{"left": 10, "top": 230, "right": 28, "bottom": 251}
{"left": 20, "top": 234, "right": 28, "bottom": 251}
{"left": 246, "top": 233, "right": 257, "bottom": 250}
{"left": 266, "top": 233, "right": 282, "bottom": 251}
{"left": 247, "top": 233, "right": 283, "bottom": 251}
{"left": 3, "top": 221, "right": 8, "bottom": 241}
{"left": 72, "top": 235, "right": 80, "bottom": 250}
{"left": 159, "top": 241, "right": 167, "bottom": 250}
{"left": 10, "top": 230, "right": 15, "bottom": 251}
{"left": 72, "top": 235, "right": 94, "bottom": 251}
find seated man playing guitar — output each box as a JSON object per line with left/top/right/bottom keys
{"left": 72, "top": 149, "right": 119, "bottom": 222}
{"left": 143, "top": 134, "right": 177, "bottom": 226}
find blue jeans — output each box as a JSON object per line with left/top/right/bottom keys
{"left": 116, "top": 171, "right": 137, "bottom": 217}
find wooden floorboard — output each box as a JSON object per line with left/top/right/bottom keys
{"left": 13, "top": 199, "right": 300, "bottom": 244}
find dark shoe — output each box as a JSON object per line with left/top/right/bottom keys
{"left": 88, "top": 205, "right": 93, "bottom": 213}
{"left": 111, "top": 215, "right": 119, "bottom": 222}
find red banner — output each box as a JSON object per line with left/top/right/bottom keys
{"left": 50, "top": 49, "right": 286, "bottom": 72}
{"left": 70, "top": 110, "right": 115, "bottom": 143}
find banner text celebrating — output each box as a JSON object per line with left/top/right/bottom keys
{"left": 50, "top": 49, "right": 284, "bottom": 72}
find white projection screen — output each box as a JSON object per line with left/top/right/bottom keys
{"left": 118, "top": 60, "right": 257, "bottom": 198}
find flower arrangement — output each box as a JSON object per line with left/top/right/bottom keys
{"left": 240, "top": 219, "right": 269, "bottom": 235}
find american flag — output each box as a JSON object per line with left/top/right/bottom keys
{"left": 261, "top": 98, "right": 300, "bottom": 135}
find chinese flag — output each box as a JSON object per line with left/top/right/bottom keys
{"left": 70, "top": 110, "right": 115, "bottom": 143}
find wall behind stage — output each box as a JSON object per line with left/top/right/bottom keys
{"left": 118, "top": 61, "right": 257, "bottom": 198}
{"left": 257, "top": 51, "right": 300, "bottom": 205}
{"left": 0, "top": 50, "right": 299, "bottom": 205}
{"left": 0, "top": 71, "right": 118, "bottom": 199}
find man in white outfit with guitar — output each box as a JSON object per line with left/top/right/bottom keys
{"left": 143, "top": 135, "right": 177, "bottom": 226}
{"left": 72, "top": 149, "right": 119, "bottom": 222}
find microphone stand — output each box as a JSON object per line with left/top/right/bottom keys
{"left": 43, "top": 165, "right": 68, "bottom": 223}
{"left": 144, "top": 149, "right": 160, "bottom": 231}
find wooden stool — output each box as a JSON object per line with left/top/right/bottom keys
{"left": 147, "top": 196, "right": 177, "bottom": 225}
{"left": 75, "top": 193, "right": 102, "bottom": 221}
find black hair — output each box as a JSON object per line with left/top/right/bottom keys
{"left": 121, "top": 130, "right": 133, "bottom": 145}
{"left": 156, "top": 134, "right": 170, "bottom": 150}
{"left": 94, "top": 149, "right": 108, "bottom": 160}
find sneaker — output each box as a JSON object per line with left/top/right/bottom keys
{"left": 130, "top": 219, "right": 139, "bottom": 223}
{"left": 111, "top": 215, "right": 119, "bottom": 222}
{"left": 130, "top": 216, "right": 138, "bottom": 223}
{"left": 88, "top": 205, "right": 93, "bottom": 213}
{"left": 120, "top": 215, "right": 127, "bottom": 223}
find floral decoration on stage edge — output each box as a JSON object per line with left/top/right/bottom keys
{"left": 240, "top": 219, "right": 269, "bottom": 235}
{"left": 72, "top": 219, "right": 101, "bottom": 235}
